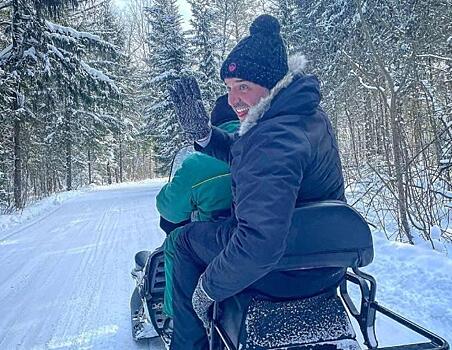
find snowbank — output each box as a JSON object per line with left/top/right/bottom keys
{"left": 362, "top": 230, "right": 452, "bottom": 345}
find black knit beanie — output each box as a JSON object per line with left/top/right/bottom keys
{"left": 210, "top": 94, "right": 237, "bottom": 127}
{"left": 220, "top": 15, "right": 288, "bottom": 90}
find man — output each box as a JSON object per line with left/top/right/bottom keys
{"left": 168, "top": 14, "right": 346, "bottom": 350}
{"left": 156, "top": 94, "right": 239, "bottom": 318}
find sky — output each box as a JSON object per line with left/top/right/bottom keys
{"left": 112, "top": 0, "right": 192, "bottom": 29}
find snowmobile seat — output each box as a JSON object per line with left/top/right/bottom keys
{"left": 210, "top": 201, "right": 371, "bottom": 350}
{"left": 215, "top": 289, "right": 359, "bottom": 350}
{"left": 210, "top": 201, "right": 449, "bottom": 350}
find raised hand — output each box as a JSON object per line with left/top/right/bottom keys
{"left": 169, "top": 77, "right": 211, "bottom": 142}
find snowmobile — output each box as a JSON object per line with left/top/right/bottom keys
{"left": 130, "top": 146, "right": 192, "bottom": 348}
{"left": 130, "top": 200, "right": 449, "bottom": 350}
{"left": 130, "top": 245, "right": 171, "bottom": 347}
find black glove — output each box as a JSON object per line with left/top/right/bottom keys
{"left": 192, "top": 274, "right": 214, "bottom": 329}
{"left": 169, "top": 77, "right": 211, "bottom": 142}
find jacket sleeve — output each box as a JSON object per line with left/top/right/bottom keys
{"left": 194, "top": 126, "right": 236, "bottom": 165}
{"left": 202, "top": 123, "right": 312, "bottom": 302}
{"left": 156, "top": 162, "right": 194, "bottom": 224}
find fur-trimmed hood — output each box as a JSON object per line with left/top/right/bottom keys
{"left": 239, "top": 53, "right": 311, "bottom": 136}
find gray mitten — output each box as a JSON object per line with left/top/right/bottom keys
{"left": 169, "top": 77, "right": 211, "bottom": 142}
{"left": 192, "top": 274, "right": 214, "bottom": 329}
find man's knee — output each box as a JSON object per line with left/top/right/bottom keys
{"left": 173, "top": 221, "right": 220, "bottom": 266}
{"left": 173, "top": 223, "right": 195, "bottom": 255}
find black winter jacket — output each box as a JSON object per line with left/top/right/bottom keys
{"left": 196, "top": 56, "right": 345, "bottom": 301}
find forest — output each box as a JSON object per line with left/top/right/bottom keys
{"left": 0, "top": 0, "right": 451, "bottom": 246}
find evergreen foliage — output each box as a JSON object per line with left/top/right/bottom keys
{"left": 187, "top": 0, "right": 221, "bottom": 108}
{"left": 0, "top": 0, "right": 450, "bottom": 246}
{"left": 0, "top": 0, "right": 151, "bottom": 209}
{"left": 143, "top": 0, "right": 189, "bottom": 176}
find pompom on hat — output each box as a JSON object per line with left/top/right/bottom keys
{"left": 220, "top": 15, "right": 288, "bottom": 90}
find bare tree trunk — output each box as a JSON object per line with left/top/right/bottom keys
{"left": 364, "top": 93, "right": 374, "bottom": 160}
{"left": 427, "top": 58, "right": 443, "bottom": 165}
{"left": 380, "top": 97, "right": 393, "bottom": 176}
{"left": 88, "top": 148, "right": 92, "bottom": 184}
{"left": 149, "top": 147, "right": 154, "bottom": 179}
{"left": 65, "top": 112, "right": 72, "bottom": 191}
{"left": 119, "top": 134, "right": 123, "bottom": 182}
{"left": 53, "top": 170, "right": 57, "bottom": 193}
{"left": 388, "top": 94, "right": 412, "bottom": 243}
{"left": 344, "top": 100, "right": 359, "bottom": 168}
{"left": 357, "top": 0, "right": 413, "bottom": 243}
{"left": 13, "top": 117, "right": 22, "bottom": 209}
{"left": 12, "top": 0, "right": 23, "bottom": 209}
{"left": 106, "top": 161, "right": 112, "bottom": 185}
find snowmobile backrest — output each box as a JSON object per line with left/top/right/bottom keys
{"left": 275, "top": 201, "right": 373, "bottom": 270}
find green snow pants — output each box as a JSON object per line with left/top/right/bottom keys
{"left": 162, "top": 227, "right": 184, "bottom": 317}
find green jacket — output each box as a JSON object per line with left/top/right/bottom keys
{"left": 157, "top": 120, "right": 239, "bottom": 317}
{"left": 156, "top": 120, "right": 239, "bottom": 224}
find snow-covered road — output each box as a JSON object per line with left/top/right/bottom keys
{"left": 0, "top": 181, "right": 451, "bottom": 349}
{"left": 0, "top": 182, "right": 166, "bottom": 350}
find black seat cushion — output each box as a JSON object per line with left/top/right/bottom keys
{"left": 243, "top": 294, "right": 357, "bottom": 349}
{"left": 219, "top": 292, "right": 359, "bottom": 350}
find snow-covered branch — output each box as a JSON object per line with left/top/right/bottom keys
{"left": 352, "top": 70, "right": 379, "bottom": 91}
{"left": 46, "top": 21, "right": 120, "bottom": 52}
{"left": 0, "top": 0, "right": 11, "bottom": 10}
{"left": 0, "top": 43, "right": 13, "bottom": 63}
{"left": 416, "top": 54, "right": 452, "bottom": 62}
{"left": 80, "top": 60, "right": 119, "bottom": 92}
{"left": 342, "top": 49, "right": 386, "bottom": 96}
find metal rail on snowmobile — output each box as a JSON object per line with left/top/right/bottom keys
{"left": 342, "top": 268, "right": 449, "bottom": 350}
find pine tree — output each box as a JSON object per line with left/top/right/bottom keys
{"left": 268, "top": 0, "right": 304, "bottom": 54}
{"left": 211, "top": 0, "right": 259, "bottom": 62}
{"left": 144, "top": 0, "right": 189, "bottom": 176}
{"left": 0, "top": 0, "right": 119, "bottom": 206}
{"left": 187, "top": 0, "right": 221, "bottom": 107}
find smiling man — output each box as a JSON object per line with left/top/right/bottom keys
{"left": 226, "top": 79, "right": 269, "bottom": 121}
{"left": 168, "top": 14, "right": 346, "bottom": 350}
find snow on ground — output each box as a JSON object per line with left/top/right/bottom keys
{"left": 361, "top": 230, "right": 452, "bottom": 347}
{"left": 0, "top": 179, "right": 166, "bottom": 235}
{"left": 0, "top": 182, "right": 451, "bottom": 349}
{"left": 0, "top": 181, "right": 167, "bottom": 350}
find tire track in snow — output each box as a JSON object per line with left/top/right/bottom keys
{"left": 0, "top": 183, "right": 166, "bottom": 350}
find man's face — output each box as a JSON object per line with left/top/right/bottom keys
{"left": 224, "top": 78, "right": 270, "bottom": 121}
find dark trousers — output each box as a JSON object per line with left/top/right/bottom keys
{"left": 169, "top": 218, "right": 344, "bottom": 350}
{"left": 170, "top": 219, "right": 235, "bottom": 350}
